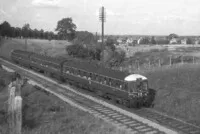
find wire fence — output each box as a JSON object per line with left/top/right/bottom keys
{"left": 112, "top": 55, "right": 200, "bottom": 73}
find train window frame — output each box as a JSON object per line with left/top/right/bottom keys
{"left": 95, "top": 74, "right": 99, "bottom": 81}
{"left": 124, "top": 82, "right": 128, "bottom": 91}
{"left": 89, "top": 73, "right": 92, "bottom": 79}
{"left": 78, "top": 70, "right": 81, "bottom": 76}
{"left": 108, "top": 78, "right": 112, "bottom": 86}
{"left": 103, "top": 77, "right": 108, "bottom": 85}
{"left": 91, "top": 73, "right": 95, "bottom": 80}
{"left": 111, "top": 79, "right": 116, "bottom": 87}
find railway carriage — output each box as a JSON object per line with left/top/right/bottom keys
{"left": 11, "top": 49, "right": 153, "bottom": 108}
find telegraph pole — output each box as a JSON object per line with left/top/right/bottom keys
{"left": 99, "top": 6, "right": 106, "bottom": 61}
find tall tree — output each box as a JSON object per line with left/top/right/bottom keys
{"left": 74, "top": 31, "right": 95, "bottom": 45}
{"left": 150, "top": 36, "right": 157, "bottom": 44}
{"left": 168, "top": 33, "right": 179, "bottom": 40}
{"left": 55, "top": 18, "right": 76, "bottom": 41}
{"left": 22, "top": 23, "right": 31, "bottom": 38}
{"left": 39, "top": 29, "right": 44, "bottom": 39}
{"left": 187, "top": 38, "right": 192, "bottom": 44}
{"left": 0, "top": 21, "right": 12, "bottom": 37}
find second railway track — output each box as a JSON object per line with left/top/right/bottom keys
{"left": 1, "top": 57, "right": 200, "bottom": 134}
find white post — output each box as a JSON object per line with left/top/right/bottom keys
{"left": 181, "top": 56, "right": 183, "bottom": 64}
{"left": 193, "top": 56, "right": 195, "bottom": 64}
{"left": 8, "top": 86, "right": 16, "bottom": 134}
{"left": 14, "top": 96, "right": 22, "bottom": 134}
{"left": 158, "top": 59, "right": 161, "bottom": 67}
{"left": 169, "top": 56, "right": 172, "bottom": 66}
{"left": 148, "top": 60, "right": 151, "bottom": 69}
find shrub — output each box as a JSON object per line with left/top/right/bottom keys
{"left": 107, "top": 50, "right": 126, "bottom": 67}
{"left": 66, "top": 44, "right": 101, "bottom": 60}
{"left": 150, "top": 49, "right": 160, "bottom": 53}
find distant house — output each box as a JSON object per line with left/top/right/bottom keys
{"left": 117, "top": 38, "right": 123, "bottom": 43}
{"left": 195, "top": 40, "right": 200, "bottom": 45}
{"left": 181, "top": 38, "right": 187, "bottom": 44}
{"left": 122, "top": 38, "right": 127, "bottom": 43}
{"left": 97, "top": 38, "right": 107, "bottom": 43}
{"left": 170, "top": 38, "right": 178, "bottom": 44}
{"left": 126, "top": 38, "right": 133, "bottom": 43}
{"left": 137, "top": 37, "right": 143, "bottom": 44}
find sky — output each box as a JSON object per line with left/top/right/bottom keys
{"left": 0, "top": 0, "right": 200, "bottom": 35}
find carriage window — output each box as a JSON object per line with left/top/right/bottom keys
{"left": 89, "top": 73, "right": 92, "bottom": 80}
{"left": 91, "top": 73, "right": 95, "bottom": 80}
{"left": 78, "top": 70, "right": 81, "bottom": 76}
{"left": 84, "top": 72, "right": 88, "bottom": 77}
{"left": 108, "top": 78, "right": 112, "bottom": 86}
{"left": 99, "top": 76, "right": 103, "bottom": 83}
{"left": 82, "top": 71, "right": 86, "bottom": 77}
{"left": 71, "top": 68, "right": 74, "bottom": 74}
{"left": 111, "top": 80, "right": 116, "bottom": 87}
{"left": 103, "top": 77, "right": 107, "bottom": 84}
{"left": 74, "top": 68, "right": 79, "bottom": 75}
{"left": 124, "top": 82, "right": 128, "bottom": 91}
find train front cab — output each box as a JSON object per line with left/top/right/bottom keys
{"left": 124, "top": 74, "right": 149, "bottom": 107}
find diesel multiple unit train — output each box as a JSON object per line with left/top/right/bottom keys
{"left": 11, "top": 49, "right": 153, "bottom": 108}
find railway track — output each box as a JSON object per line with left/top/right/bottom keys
{"left": 1, "top": 57, "right": 200, "bottom": 134}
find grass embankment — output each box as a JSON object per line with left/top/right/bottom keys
{"left": 0, "top": 68, "right": 126, "bottom": 134}
{"left": 143, "top": 64, "right": 200, "bottom": 125}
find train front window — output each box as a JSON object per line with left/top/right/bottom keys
{"left": 142, "top": 80, "right": 148, "bottom": 91}
{"left": 127, "top": 82, "right": 135, "bottom": 93}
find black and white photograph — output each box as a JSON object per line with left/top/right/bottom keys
{"left": 0, "top": 0, "right": 200, "bottom": 134}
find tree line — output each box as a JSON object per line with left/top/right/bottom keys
{"left": 0, "top": 21, "right": 58, "bottom": 40}
{"left": 0, "top": 18, "right": 78, "bottom": 40}
{"left": 0, "top": 17, "right": 125, "bottom": 66}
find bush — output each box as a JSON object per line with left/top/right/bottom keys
{"left": 107, "top": 50, "right": 126, "bottom": 67}
{"left": 150, "top": 49, "right": 160, "bottom": 53}
{"left": 66, "top": 44, "right": 101, "bottom": 60}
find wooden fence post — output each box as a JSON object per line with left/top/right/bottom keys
{"left": 181, "top": 56, "right": 184, "bottom": 64}
{"left": 8, "top": 86, "right": 16, "bottom": 134}
{"left": 148, "top": 60, "right": 151, "bottom": 69}
{"left": 14, "top": 96, "right": 22, "bottom": 134}
{"left": 193, "top": 56, "right": 195, "bottom": 64}
{"left": 137, "top": 61, "right": 140, "bottom": 70}
{"left": 120, "top": 67, "right": 123, "bottom": 71}
{"left": 158, "top": 59, "right": 161, "bottom": 67}
{"left": 128, "top": 65, "right": 131, "bottom": 73}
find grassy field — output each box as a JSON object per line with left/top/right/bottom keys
{"left": 1, "top": 38, "right": 200, "bottom": 126}
{"left": 0, "top": 68, "right": 127, "bottom": 134}
{"left": 0, "top": 38, "right": 71, "bottom": 59}
{"left": 118, "top": 44, "right": 200, "bottom": 58}
{"left": 142, "top": 64, "right": 200, "bottom": 125}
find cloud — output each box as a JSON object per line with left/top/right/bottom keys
{"left": 95, "top": 8, "right": 121, "bottom": 18}
{"left": 0, "top": 9, "right": 7, "bottom": 15}
{"left": 36, "top": 13, "right": 41, "bottom": 18}
{"left": 32, "top": 0, "right": 61, "bottom": 8}
{"left": 106, "top": 9, "right": 121, "bottom": 16}
{"left": 0, "top": 9, "right": 11, "bottom": 17}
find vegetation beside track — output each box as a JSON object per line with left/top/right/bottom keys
{"left": 0, "top": 67, "right": 126, "bottom": 134}
{"left": 1, "top": 38, "right": 200, "bottom": 127}
{"left": 143, "top": 64, "right": 200, "bottom": 125}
